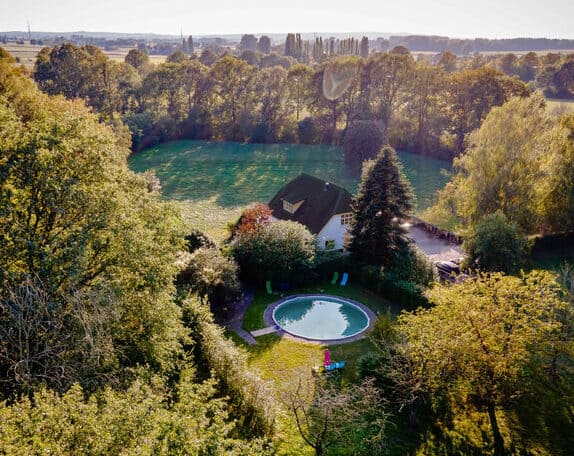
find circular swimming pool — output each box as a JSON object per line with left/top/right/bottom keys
{"left": 272, "top": 295, "right": 370, "bottom": 341}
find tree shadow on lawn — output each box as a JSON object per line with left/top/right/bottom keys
{"left": 129, "top": 140, "right": 358, "bottom": 208}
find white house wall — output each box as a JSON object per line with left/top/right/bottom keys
{"left": 317, "top": 215, "right": 349, "bottom": 250}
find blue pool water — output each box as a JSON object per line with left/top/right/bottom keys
{"left": 272, "top": 296, "right": 370, "bottom": 341}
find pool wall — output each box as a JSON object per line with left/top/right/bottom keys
{"left": 264, "top": 294, "right": 378, "bottom": 344}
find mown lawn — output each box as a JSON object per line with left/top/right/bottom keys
{"left": 177, "top": 198, "right": 243, "bottom": 244}
{"left": 242, "top": 282, "right": 394, "bottom": 454}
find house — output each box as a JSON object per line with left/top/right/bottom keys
{"left": 268, "top": 173, "right": 353, "bottom": 250}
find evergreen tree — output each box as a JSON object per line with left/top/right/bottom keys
{"left": 348, "top": 146, "right": 413, "bottom": 265}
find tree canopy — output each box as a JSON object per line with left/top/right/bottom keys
{"left": 462, "top": 211, "right": 529, "bottom": 272}
{"left": 427, "top": 94, "right": 574, "bottom": 233}
{"left": 233, "top": 220, "right": 316, "bottom": 283}
{"left": 397, "top": 271, "right": 574, "bottom": 455}
{"left": 0, "top": 59, "right": 185, "bottom": 393}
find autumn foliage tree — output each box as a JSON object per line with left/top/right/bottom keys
{"left": 234, "top": 203, "right": 272, "bottom": 236}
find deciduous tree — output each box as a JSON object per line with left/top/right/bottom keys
{"left": 462, "top": 211, "right": 529, "bottom": 272}
{"left": 397, "top": 271, "right": 573, "bottom": 455}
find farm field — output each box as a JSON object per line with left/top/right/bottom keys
{"left": 129, "top": 140, "right": 451, "bottom": 241}
{"left": 546, "top": 97, "right": 574, "bottom": 113}
{"left": 2, "top": 43, "right": 166, "bottom": 68}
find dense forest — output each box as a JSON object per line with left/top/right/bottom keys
{"left": 1, "top": 39, "right": 574, "bottom": 455}
{"left": 25, "top": 40, "right": 574, "bottom": 160}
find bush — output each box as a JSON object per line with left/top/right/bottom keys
{"left": 463, "top": 211, "right": 530, "bottom": 273}
{"left": 232, "top": 220, "right": 316, "bottom": 284}
{"left": 184, "top": 228, "right": 216, "bottom": 253}
{"left": 359, "top": 264, "right": 383, "bottom": 292}
{"left": 182, "top": 297, "right": 276, "bottom": 437}
{"left": 382, "top": 279, "right": 428, "bottom": 310}
{"left": 176, "top": 247, "right": 240, "bottom": 312}
{"left": 385, "top": 243, "right": 437, "bottom": 286}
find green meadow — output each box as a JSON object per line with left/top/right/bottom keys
{"left": 129, "top": 140, "right": 451, "bottom": 241}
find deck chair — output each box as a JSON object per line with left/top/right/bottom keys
{"left": 265, "top": 280, "right": 273, "bottom": 295}
{"left": 340, "top": 272, "right": 349, "bottom": 287}
{"left": 330, "top": 271, "right": 339, "bottom": 284}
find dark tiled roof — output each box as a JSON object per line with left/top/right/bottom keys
{"left": 268, "top": 173, "right": 352, "bottom": 234}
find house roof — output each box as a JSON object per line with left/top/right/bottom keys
{"left": 268, "top": 173, "right": 353, "bottom": 234}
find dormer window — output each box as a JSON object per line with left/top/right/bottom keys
{"left": 283, "top": 200, "right": 295, "bottom": 213}
{"left": 340, "top": 213, "right": 352, "bottom": 226}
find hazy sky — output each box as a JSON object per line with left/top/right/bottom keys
{"left": 1, "top": 0, "right": 572, "bottom": 39}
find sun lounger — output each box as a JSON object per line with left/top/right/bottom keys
{"left": 323, "top": 361, "right": 346, "bottom": 372}
{"left": 330, "top": 271, "right": 339, "bottom": 284}
{"left": 340, "top": 273, "right": 349, "bottom": 286}
{"left": 266, "top": 280, "right": 273, "bottom": 295}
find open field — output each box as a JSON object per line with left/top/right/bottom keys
{"left": 2, "top": 42, "right": 166, "bottom": 68}
{"left": 129, "top": 140, "right": 451, "bottom": 241}
{"left": 2, "top": 43, "right": 41, "bottom": 68}
{"left": 546, "top": 97, "right": 574, "bottom": 113}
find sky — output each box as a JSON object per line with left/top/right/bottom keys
{"left": 1, "top": 0, "right": 573, "bottom": 39}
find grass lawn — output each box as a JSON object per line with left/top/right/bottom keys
{"left": 177, "top": 198, "right": 243, "bottom": 244}
{"left": 243, "top": 281, "right": 394, "bottom": 454}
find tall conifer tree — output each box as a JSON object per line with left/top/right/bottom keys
{"left": 348, "top": 146, "right": 413, "bottom": 265}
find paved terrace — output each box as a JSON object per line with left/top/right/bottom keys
{"left": 405, "top": 224, "right": 464, "bottom": 262}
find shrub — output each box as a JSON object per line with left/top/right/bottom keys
{"left": 385, "top": 243, "right": 437, "bottom": 286}
{"left": 182, "top": 297, "right": 276, "bottom": 437}
{"left": 176, "top": 247, "right": 240, "bottom": 312}
{"left": 463, "top": 211, "right": 530, "bottom": 273}
{"left": 233, "top": 220, "right": 316, "bottom": 284}
{"left": 184, "top": 228, "right": 216, "bottom": 253}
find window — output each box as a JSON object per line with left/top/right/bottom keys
{"left": 340, "top": 213, "right": 352, "bottom": 226}
{"left": 325, "top": 239, "right": 336, "bottom": 250}
{"left": 283, "top": 200, "right": 294, "bottom": 213}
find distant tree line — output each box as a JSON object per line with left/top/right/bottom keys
{"left": 29, "top": 42, "right": 557, "bottom": 161}
{"left": 389, "top": 35, "right": 574, "bottom": 54}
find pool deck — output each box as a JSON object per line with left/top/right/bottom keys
{"left": 261, "top": 294, "right": 377, "bottom": 345}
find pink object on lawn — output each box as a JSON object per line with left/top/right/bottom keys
{"left": 324, "top": 349, "right": 331, "bottom": 367}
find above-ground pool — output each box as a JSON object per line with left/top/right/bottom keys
{"left": 272, "top": 295, "right": 370, "bottom": 341}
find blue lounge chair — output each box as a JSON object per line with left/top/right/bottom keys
{"left": 266, "top": 280, "right": 273, "bottom": 295}
{"left": 324, "top": 361, "right": 346, "bottom": 372}
{"left": 330, "top": 271, "right": 339, "bottom": 285}
{"left": 340, "top": 273, "right": 349, "bottom": 286}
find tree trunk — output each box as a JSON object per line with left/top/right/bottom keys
{"left": 487, "top": 400, "right": 505, "bottom": 456}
